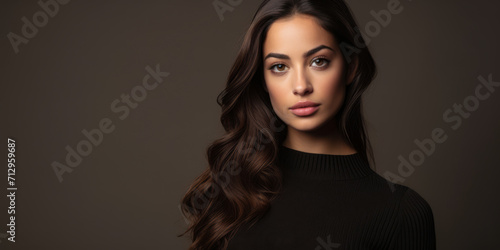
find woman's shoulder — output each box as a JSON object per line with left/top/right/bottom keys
{"left": 369, "top": 171, "right": 431, "bottom": 201}
{"left": 387, "top": 183, "right": 437, "bottom": 248}
{"left": 350, "top": 168, "right": 437, "bottom": 247}
{"left": 378, "top": 179, "right": 435, "bottom": 225}
{"left": 398, "top": 184, "right": 434, "bottom": 218}
{"left": 367, "top": 172, "right": 434, "bottom": 213}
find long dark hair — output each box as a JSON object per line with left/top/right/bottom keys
{"left": 178, "top": 0, "right": 377, "bottom": 249}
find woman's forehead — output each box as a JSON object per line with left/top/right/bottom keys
{"left": 263, "top": 14, "right": 337, "bottom": 55}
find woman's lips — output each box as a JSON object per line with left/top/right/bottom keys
{"left": 290, "top": 105, "right": 319, "bottom": 116}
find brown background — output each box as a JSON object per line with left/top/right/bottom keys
{"left": 1, "top": 0, "right": 499, "bottom": 249}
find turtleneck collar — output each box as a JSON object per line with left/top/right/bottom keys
{"left": 277, "top": 144, "right": 375, "bottom": 180}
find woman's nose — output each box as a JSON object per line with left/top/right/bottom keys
{"left": 292, "top": 68, "right": 313, "bottom": 96}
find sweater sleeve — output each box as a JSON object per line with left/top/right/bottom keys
{"left": 392, "top": 187, "right": 436, "bottom": 249}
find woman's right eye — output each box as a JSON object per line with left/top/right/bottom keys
{"left": 269, "top": 64, "right": 288, "bottom": 73}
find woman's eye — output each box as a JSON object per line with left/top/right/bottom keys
{"left": 270, "top": 64, "right": 288, "bottom": 73}
{"left": 269, "top": 58, "right": 329, "bottom": 74}
{"left": 312, "top": 58, "right": 329, "bottom": 67}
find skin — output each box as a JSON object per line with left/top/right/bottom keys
{"left": 262, "top": 14, "right": 357, "bottom": 155}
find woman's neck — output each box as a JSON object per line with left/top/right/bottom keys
{"left": 282, "top": 123, "right": 356, "bottom": 155}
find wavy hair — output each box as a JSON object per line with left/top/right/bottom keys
{"left": 178, "top": 0, "right": 377, "bottom": 249}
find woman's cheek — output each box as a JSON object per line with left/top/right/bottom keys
{"left": 266, "top": 91, "right": 288, "bottom": 121}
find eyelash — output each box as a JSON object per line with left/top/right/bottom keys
{"left": 268, "top": 56, "right": 330, "bottom": 74}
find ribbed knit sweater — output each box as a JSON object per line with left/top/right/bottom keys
{"left": 226, "top": 144, "right": 436, "bottom": 249}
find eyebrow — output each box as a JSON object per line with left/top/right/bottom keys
{"left": 264, "top": 45, "right": 334, "bottom": 61}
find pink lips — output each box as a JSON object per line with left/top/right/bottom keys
{"left": 289, "top": 101, "right": 320, "bottom": 117}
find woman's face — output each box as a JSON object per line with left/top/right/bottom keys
{"left": 263, "top": 14, "right": 351, "bottom": 134}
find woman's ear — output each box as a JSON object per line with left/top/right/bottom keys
{"left": 346, "top": 56, "right": 358, "bottom": 86}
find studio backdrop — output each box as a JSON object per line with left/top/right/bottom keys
{"left": 1, "top": 0, "right": 499, "bottom": 249}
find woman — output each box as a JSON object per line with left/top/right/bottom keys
{"left": 179, "top": 0, "right": 436, "bottom": 249}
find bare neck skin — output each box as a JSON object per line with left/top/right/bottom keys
{"left": 282, "top": 116, "right": 357, "bottom": 155}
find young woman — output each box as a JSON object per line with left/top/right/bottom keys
{"left": 179, "top": 0, "right": 436, "bottom": 249}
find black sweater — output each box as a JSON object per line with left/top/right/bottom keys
{"left": 226, "top": 145, "right": 436, "bottom": 249}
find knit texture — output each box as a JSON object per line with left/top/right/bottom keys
{"left": 226, "top": 144, "right": 436, "bottom": 249}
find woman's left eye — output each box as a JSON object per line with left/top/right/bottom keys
{"left": 311, "top": 58, "right": 329, "bottom": 67}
